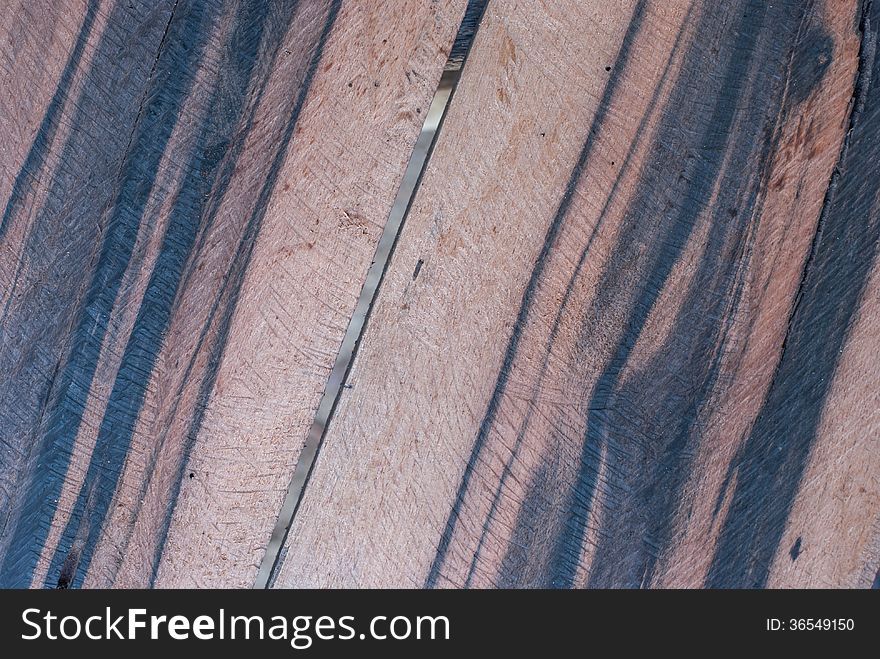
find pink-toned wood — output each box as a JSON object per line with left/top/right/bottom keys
{"left": 275, "top": 0, "right": 878, "bottom": 588}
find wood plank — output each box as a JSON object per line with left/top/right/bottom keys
{"left": 706, "top": 2, "right": 880, "bottom": 587}
{"left": 0, "top": 0, "right": 177, "bottom": 586}
{"left": 0, "top": 0, "right": 466, "bottom": 588}
{"left": 275, "top": 0, "right": 877, "bottom": 588}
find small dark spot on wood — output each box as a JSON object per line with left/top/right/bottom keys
{"left": 789, "top": 536, "right": 803, "bottom": 561}
{"left": 189, "top": 472, "right": 195, "bottom": 479}
{"left": 540, "top": 132, "right": 546, "bottom": 137}
{"left": 56, "top": 549, "right": 79, "bottom": 589}
{"left": 382, "top": 39, "right": 387, "bottom": 44}
{"left": 347, "top": 81, "right": 353, "bottom": 88}
{"left": 611, "top": 161, "right": 615, "bottom": 166}
{"left": 413, "top": 258, "right": 424, "bottom": 280}
{"left": 605, "top": 66, "right": 611, "bottom": 72}
{"left": 416, "top": 107, "right": 421, "bottom": 114}
{"left": 373, "top": 81, "right": 380, "bottom": 88}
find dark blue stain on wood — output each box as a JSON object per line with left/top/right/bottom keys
{"left": 0, "top": 0, "right": 99, "bottom": 240}
{"left": 35, "top": 0, "right": 340, "bottom": 590}
{"left": 100, "top": 0, "right": 341, "bottom": 587}
{"left": 41, "top": 0, "right": 276, "bottom": 590}
{"left": 0, "top": 2, "right": 172, "bottom": 331}
{"left": 0, "top": 0, "right": 197, "bottom": 589}
{"left": 554, "top": 0, "right": 781, "bottom": 589}
{"left": 0, "top": 0, "right": 337, "bottom": 589}
{"left": 428, "top": 0, "right": 850, "bottom": 589}
{"left": 0, "top": 1, "right": 173, "bottom": 508}
{"left": 496, "top": 2, "right": 697, "bottom": 589}
{"left": 583, "top": 10, "right": 839, "bottom": 590}
{"left": 425, "top": 0, "right": 650, "bottom": 589}
{"left": 706, "top": 1, "right": 880, "bottom": 589}
{"left": 145, "top": 0, "right": 342, "bottom": 587}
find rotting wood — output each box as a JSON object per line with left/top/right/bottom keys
{"left": 275, "top": 0, "right": 879, "bottom": 588}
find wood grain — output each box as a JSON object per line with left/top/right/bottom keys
{"left": 0, "top": 0, "right": 466, "bottom": 588}
{"left": 275, "top": 0, "right": 880, "bottom": 588}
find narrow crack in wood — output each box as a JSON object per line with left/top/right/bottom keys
{"left": 255, "top": 0, "right": 491, "bottom": 589}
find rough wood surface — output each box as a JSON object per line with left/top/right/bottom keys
{"left": 0, "top": 0, "right": 465, "bottom": 588}
{"left": 276, "top": 0, "right": 880, "bottom": 588}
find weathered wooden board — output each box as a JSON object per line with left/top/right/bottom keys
{"left": 0, "top": 0, "right": 466, "bottom": 588}
{"left": 1, "top": 0, "right": 178, "bottom": 586}
{"left": 275, "top": 0, "right": 880, "bottom": 588}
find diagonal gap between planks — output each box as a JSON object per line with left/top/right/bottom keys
{"left": 255, "top": 0, "right": 491, "bottom": 589}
